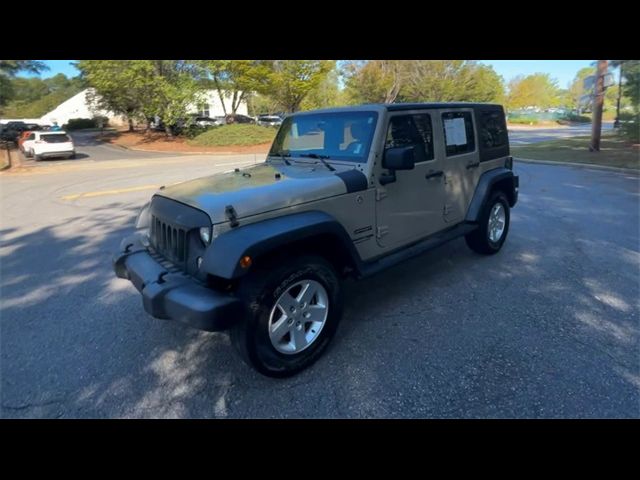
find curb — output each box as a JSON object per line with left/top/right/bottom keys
{"left": 514, "top": 157, "right": 639, "bottom": 174}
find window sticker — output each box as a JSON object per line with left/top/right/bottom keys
{"left": 444, "top": 117, "right": 467, "bottom": 146}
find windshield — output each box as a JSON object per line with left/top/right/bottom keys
{"left": 270, "top": 111, "right": 378, "bottom": 163}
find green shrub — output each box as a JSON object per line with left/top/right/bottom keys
{"left": 188, "top": 124, "right": 276, "bottom": 146}
{"left": 183, "top": 124, "right": 213, "bottom": 139}
{"left": 618, "top": 113, "right": 639, "bottom": 143}
{"left": 508, "top": 116, "right": 539, "bottom": 125}
{"left": 558, "top": 113, "right": 591, "bottom": 124}
{"left": 63, "top": 117, "right": 109, "bottom": 130}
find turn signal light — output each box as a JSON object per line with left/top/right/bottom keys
{"left": 239, "top": 256, "right": 252, "bottom": 269}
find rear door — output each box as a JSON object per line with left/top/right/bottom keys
{"left": 375, "top": 110, "right": 447, "bottom": 249}
{"left": 437, "top": 109, "right": 480, "bottom": 224}
{"left": 40, "top": 133, "right": 74, "bottom": 153}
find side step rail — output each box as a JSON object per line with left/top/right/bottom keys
{"left": 358, "top": 223, "right": 477, "bottom": 279}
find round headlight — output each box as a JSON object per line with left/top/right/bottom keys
{"left": 135, "top": 202, "right": 151, "bottom": 229}
{"left": 199, "top": 226, "right": 211, "bottom": 245}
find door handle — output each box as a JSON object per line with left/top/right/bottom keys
{"left": 425, "top": 170, "right": 444, "bottom": 180}
{"left": 466, "top": 161, "right": 480, "bottom": 170}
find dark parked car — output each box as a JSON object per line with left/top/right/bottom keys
{"left": 0, "top": 121, "right": 40, "bottom": 143}
{"left": 225, "top": 114, "right": 255, "bottom": 124}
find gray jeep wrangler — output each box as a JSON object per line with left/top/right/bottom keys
{"left": 113, "top": 103, "right": 518, "bottom": 377}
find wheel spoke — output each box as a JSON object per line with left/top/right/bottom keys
{"left": 296, "top": 281, "right": 316, "bottom": 305}
{"left": 291, "top": 327, "right": 307, "bottom": 350}
{"left": 270, "top": 315, "right": 290, "bottom": 341}
{"left": 306, "top": 305, "right": 327, "bottom": 324}
{"left": 277, "top": 292, "right": 298, "bottom": 315}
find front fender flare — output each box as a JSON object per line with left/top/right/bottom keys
{"left": 201, "top": 211, "right": 361, "bottom": 279}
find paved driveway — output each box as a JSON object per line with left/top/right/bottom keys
{"left": 1, "top": 156, "right": 638, "bottom": 418}
{"left": 508, "top": 122, "right": 614, "bottom": 145}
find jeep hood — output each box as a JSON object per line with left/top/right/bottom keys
{"left": 155, "top": 162, "right": 358, "bottom": 224}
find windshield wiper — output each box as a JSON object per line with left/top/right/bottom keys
{"left": 299, "top": 153, "right": 336, "bottom": 171}
{"left": 271, "top": 151, "right": 291, "bottom": 165}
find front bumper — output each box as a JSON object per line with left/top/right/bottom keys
{"left": 112, "top": 233, "right": 244, "bottom": 332}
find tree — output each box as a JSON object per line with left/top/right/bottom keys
{"left": 506, "top": 73, "right": 561, "bottom": 111}
{"left": 148, "top": 61, "right": 204, "bottom": 138}
{"left": 344, "top": 60, "right": 404, "bottom": 104}
{"left": 1, "top": 74, "right": 86, "bottom": 118}
{"left": 9, "top": 77, "right": 50, "bottom": 103}
{"left": 300, "top": 67, "right": 344, "bottom": 110}
{"left": 194, "top": 60, "right": 272, "bottom": 115}
{"left": 78, "top": 60, "right": 203, "bottom": 136}
{"left": 78, "top": 60, "right": 157, "bottom": 131}
{"left": 344, "top": 60, "right": 505, "bottom": 105}
{"left": 611, "top": 60, "right": 640, "bottom": 110}
{"left": 265, "top": 60, "right": 334, "bottom": 112}
{"left": 401, "top": 60, "right": 504, "bottom": 103}
{"left": 0, "top": 60, "right": 48, "bottom": 77}
{"left": 0, "top": 60, "right": 48, "bottom": 110}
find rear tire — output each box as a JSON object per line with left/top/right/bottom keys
{"left": 465, "top": 190, "right": 510, "bottom": 255}
{"left": 230, "top": 255, "right": 342, "bottom": 377}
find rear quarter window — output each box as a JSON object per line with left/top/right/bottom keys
{"left": 477, "top": 107, "right": 510, "bottom": 162}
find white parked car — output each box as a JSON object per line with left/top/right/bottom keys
{"left": 257, "top": 115, "right": 283, "bottom": 127}
{"left": 21, "top": 131, "right": 76, "bottom": 160}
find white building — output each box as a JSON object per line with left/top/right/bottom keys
{"left": 2, "top": 88, "right": 248, "bottom": 127}
{"left": 40, "top": 88, "right": 120, "bottom": 126}
{"left": 190, "top": 90, "right": 249, "bottom": 118}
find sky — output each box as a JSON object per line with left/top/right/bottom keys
{"left": 29, "top": 59, "right": 599, "bottom": 89}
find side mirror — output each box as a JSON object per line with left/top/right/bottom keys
{"left": 383, "top": 146, "right": 415, "bottom": 171}
{"left": 380, "top": 146, "right": 415, "bottom": 185}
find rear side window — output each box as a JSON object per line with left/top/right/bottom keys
{"left": 385, "top": 114, "right": 434, "bottom": 162}
{"left": 477, "top": 107, "right": 509, "bottom": 161}
{"left": 41, "top": 134, "right": 71, "bottom": 143}
{"left": 442, "top": 111, "right": 475, "bottom": 156}
{"left": 479, "top": 109, "right": 508, "bottom": 149}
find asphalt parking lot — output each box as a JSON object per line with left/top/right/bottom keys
{"left": 0, "top": 136, "right": 638, "bottom": 418}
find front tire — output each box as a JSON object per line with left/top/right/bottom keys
{"left": 230, "top": 255, "right": 343, "bottom": 377}
{"left": 465, "top": 190, "right": 510, "bottom": 255}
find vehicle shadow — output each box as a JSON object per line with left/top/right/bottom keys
{"left": 1, "top": 164, "right": 638, "bottom": 418}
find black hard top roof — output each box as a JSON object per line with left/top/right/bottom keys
{"left": 385, "top": 102, "right": 503, "bottom": 111}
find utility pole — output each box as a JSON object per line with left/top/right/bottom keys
{"left": 590, "top": 60, "right": 608, "bottom": 152}
{"left": 614, "top": 61, "right": 624, "bottom": 128}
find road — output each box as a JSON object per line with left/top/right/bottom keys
{"left": 508, "top": 122, "right": 614, "bottom": 145}
{"left": 14, "top": 124, "right": 616, "bottom": 169}
{"left": 1, "top": 130, "right": 638, "bottom": 418}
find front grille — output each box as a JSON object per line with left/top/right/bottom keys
{"left": 150, "top": 215, "right": 188, "bottom": 268}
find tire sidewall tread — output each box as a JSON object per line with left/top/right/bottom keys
{"left": 231, "top": 255, "right": 342, "bottom": 377}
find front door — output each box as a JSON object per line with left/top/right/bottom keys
{"left": 375, "top": 111, "right": 447, "bottom": 250}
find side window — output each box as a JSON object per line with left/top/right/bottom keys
{"left": 442, "top": 111, "right": 475, "bottom": 156}
{"left": 479, "top": 109, "right": 508, "bottom": 149}
{"left": 385, "top": 114, "right": 434, "bottom": 162}
{"left": 28, "top": 133, "right": 36, "bottom": 141}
